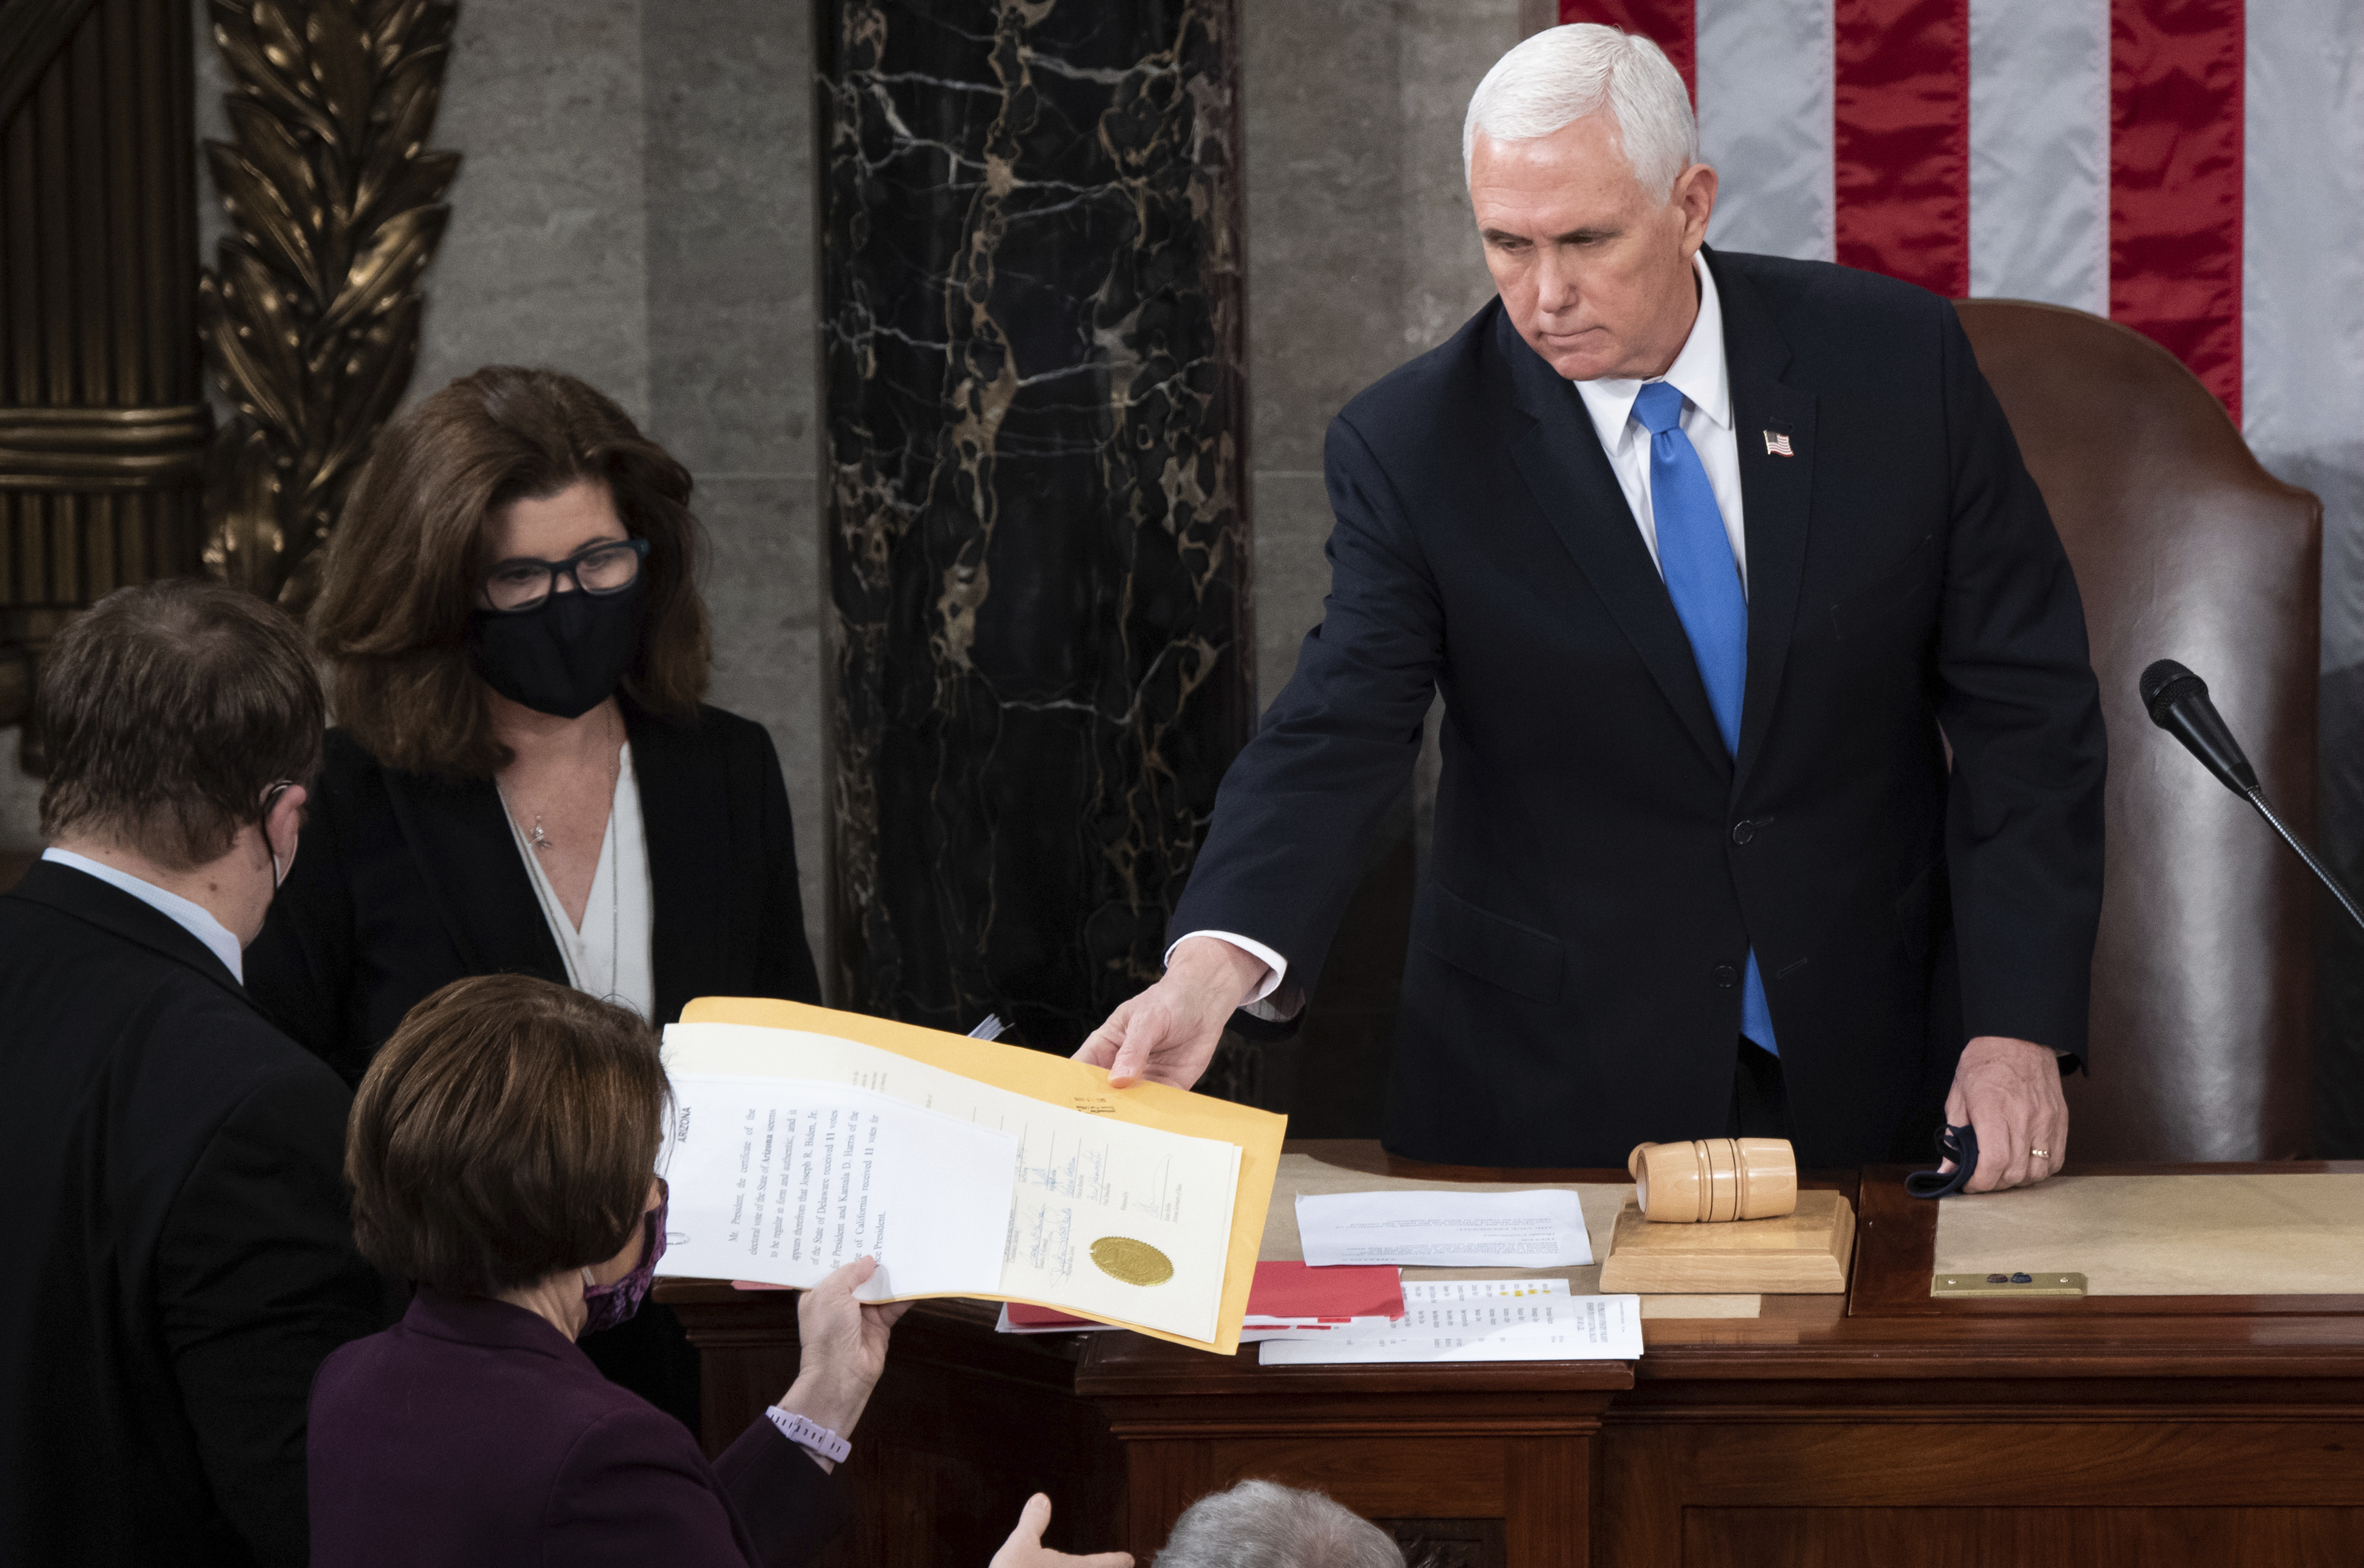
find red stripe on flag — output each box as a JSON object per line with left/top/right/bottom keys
{"left": 1559, "top": 0, "right": 1696, "bottom": 101}
{"left": 1832, "top": 0, "right": 1971, "bottom": 299}
{"left": 2109, "top": 0, "right": 2243, "bottom": 420}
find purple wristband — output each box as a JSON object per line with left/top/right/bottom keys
{"left": 765, "top": 1406, "right": 850, "bottom": 1464}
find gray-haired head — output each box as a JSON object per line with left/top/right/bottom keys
{"left": 1156, "top": 1481, "right": 1406, "bottom": 1568}
{"left": 1462, "top": 24, "right": 1699, "bottom": 196}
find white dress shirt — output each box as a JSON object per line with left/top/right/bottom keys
{"left": 1175, "top": 252, "right": 1746, "bottom": 1021}
{"left": 41, "top": 847, "right": 248, "bottom": 982}
{"left": 502, "top": 740, "right": 657, "bottom": 1023}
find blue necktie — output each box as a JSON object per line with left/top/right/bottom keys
{"left": 1630, "top": 382, "right": 1777, "bottom": 1055}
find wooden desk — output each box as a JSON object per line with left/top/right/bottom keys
{"left": 661, "top": 1142, "right": 2364, "bottom": 1567}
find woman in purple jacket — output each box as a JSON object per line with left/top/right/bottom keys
{"left": 309, "top": 974, "right": 1128, "bottom": 1568}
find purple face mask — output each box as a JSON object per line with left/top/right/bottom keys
{"left": 581, "top": 1181, "right": 668, "bottom": 1336}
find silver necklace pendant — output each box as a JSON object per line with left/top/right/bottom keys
{"left": 528, "top": 814, "right": 553, "bottom": 853}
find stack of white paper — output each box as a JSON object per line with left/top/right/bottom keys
{"left": 1254, "top": 1278, "right": 1642, "bottom": 1364}
{"left": 1242, "top": 1276, "right": 1567, "bottom": 1342}
{"left": 655, "top": 1023, "right": 1243, "bottom": 1344}
{"left": 1295, "top": 1188, "right": 1594, "bottom": 1268}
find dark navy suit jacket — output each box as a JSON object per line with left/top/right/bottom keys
{"left": 1174, "top": 248, "right": 2106, "bottom": 1167}
{"left": 0, "top": 862, "right": 393, "bottom": 1568}
{"left": 246, "top": 700, "right": 821, "bottom": 1090}
{"left": 309, "top": 1292, "right": 846, "bottom": 1567}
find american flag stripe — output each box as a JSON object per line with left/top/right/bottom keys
{"left": 1967, "top": 0, "right": 2108, "bottom": 314}
{"left": 2109, "top": 0, "right": 2245, "bottom": 417}
{"left": 1833, "top": 0, "right": 1971, "bottom": 298}
{"left": 1696, "top": 0, "right": 1834, "bottom": 265}
{"left": 2241, "top": 3, "right": 2364, "bottom": 475}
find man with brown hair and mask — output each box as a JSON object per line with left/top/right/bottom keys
{"left": 0, "top": 578, "right": 395, "bottom": 1568}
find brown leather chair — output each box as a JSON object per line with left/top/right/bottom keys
{"left": 1956, "top": 301, "right": 2321, "bottom": 1160}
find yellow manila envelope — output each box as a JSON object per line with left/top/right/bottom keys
{"left": 675, "top": 997, "right": 1287, "bottom": 1355}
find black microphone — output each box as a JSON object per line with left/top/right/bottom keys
{"left": 2140, "top": 659, "right": 2364, "bottom": 933}
{"left": 2139, "top": 660, "right": 2257, "bottom": 794}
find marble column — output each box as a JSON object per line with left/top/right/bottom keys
{"left": 819, "top": 0, "right": 1252, "bottom": 1045}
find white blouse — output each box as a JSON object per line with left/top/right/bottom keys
{"left": 502, "top": 741, "right": 657, "bottom": 1022}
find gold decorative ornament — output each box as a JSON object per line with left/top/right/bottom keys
{"left": 1088, "top": 1236, "right": 1175, "bottom": 1287}
{"left": 3, "top": 0, "right": 214, "bottom": 760}
{"left": 196, "top": 0, "right": 461, "bottom": 610}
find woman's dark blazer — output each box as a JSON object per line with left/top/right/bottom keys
{"left": 247, "top": 699, "right": 823, "bottom": 1087}
{"left": 247, "top": 699, "right": 822, "bottom": 1430}
{"left": 309, "top": 1291, "right": 846, "bottom": 1567}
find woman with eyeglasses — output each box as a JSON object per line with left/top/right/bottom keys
{"left": 244, "top": 364, "right": 821, "bottom": 1428}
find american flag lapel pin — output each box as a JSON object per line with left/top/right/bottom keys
{"left": 1762, "top": 430, "right": 1794, "bottom": 457}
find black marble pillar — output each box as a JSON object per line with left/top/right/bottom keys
{"left": 819, "top": 0, "right": 1252, "bottom": 1046}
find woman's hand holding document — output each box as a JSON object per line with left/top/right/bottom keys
{"left": 656, "top": 1010, "right": 1276, "bottom": 1349}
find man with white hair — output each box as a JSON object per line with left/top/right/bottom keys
{"left": 1156, "top": 1481, "right": 1405, "bottom": 1568}
{"left": 1079, "top": 25, "right": 2105, "bottom": 1189}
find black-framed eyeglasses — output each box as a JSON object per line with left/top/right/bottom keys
{"left": 479, "top": 537, "right": 650, "bottom": 614}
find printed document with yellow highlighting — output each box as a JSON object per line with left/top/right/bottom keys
{"left": 657, "top": 1020, "right": 1243, "bottom": 1346}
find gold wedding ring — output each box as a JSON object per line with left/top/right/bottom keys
{"left": 2031, "top": 1148, "right": 2050, "bottom": 1159}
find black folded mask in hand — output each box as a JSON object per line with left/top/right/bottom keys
{"left": 1905, "top": 1123, "right": 1979, "bottom": 1199}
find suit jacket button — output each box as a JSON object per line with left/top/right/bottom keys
{"left": 1731, "top": 820, "right": 1755, "bottom": 845}
{"left": 1712, "top": 963, "right": 1739, "bottom": 988}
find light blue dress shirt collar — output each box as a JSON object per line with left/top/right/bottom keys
{"left": 41, "top": 847, "right": 247, "bottom": 983}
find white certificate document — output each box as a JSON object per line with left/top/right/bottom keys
{"left": 659, "top": 1022, "right": 1243, "bottom": 1343}
{"left": 1295, "top": 1188, "right": 1594, "bottom": 1268}
{"left": 657, "top": 1079, "right": 1015, "bottom": 1300}
{"left": 1257, "top": 1293, "right": 1641, "bottom": 1365}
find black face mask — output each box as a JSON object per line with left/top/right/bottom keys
{"left": 467, "top": 578, "right": 647, "bottom": 719}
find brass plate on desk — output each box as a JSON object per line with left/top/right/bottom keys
{"left": 1931, "top": 1271, "right": 2087, "bottom": 1298}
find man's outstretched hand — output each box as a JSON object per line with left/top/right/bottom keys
{"left": 1073, "top": 936, "right": 1269, "bottom": 1090}
{"left": 989, "top": 1494, "right": 1131, "bottom": 1568}
{"left": 1942, "top": 1035, "right": 2069, "bottom": 1193}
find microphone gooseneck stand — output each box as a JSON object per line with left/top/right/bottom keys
{"left": 2240, "top": 783, "right": 2364, "bottom": 934}
{"left": 2139, "top": 657, "right": 2364, "bottom": 936}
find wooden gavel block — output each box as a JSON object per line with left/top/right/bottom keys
{"left": 1629, "top": 1137, "right": 1798, "bottom": 1222}
{"left": 1599, "top": 1137, "right": 1852, "bottom": 1294}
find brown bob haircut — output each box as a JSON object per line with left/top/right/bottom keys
{"left": 38, "top": 578, "right": 324, "bottom": 870}
{"left": 346, "top": 973, "right": 669, "bottom": 1296}
{"left": 310, "top": 365, "right": 710, "bottom": 778}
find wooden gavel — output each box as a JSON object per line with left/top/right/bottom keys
{"left": 1628, "top": 1137, "right": 1798, "bottom": 1222}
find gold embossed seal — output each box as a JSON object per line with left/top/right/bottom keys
{"left": 1088, "top": 1236, "right": 1174, "bottom": 1286}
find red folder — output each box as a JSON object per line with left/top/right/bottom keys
{"left": 998, "top": 1262, "right": 1406, "bottom": 1332}
{"left": 1243, "top": 1261, "right": 1403, "bottom": 1322}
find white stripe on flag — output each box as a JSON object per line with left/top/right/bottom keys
{"left": 1966, "top": 0, "right": 2109, "bottom": 312}
{"left": 1696, "top": 0, "right": 1834, "bottom": 263}
{"left": 2242, "top": 0, "right": 2364, "bottom": 552}
{"left": 2244, "top": 0, "right": 2364, "bottom": 881}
